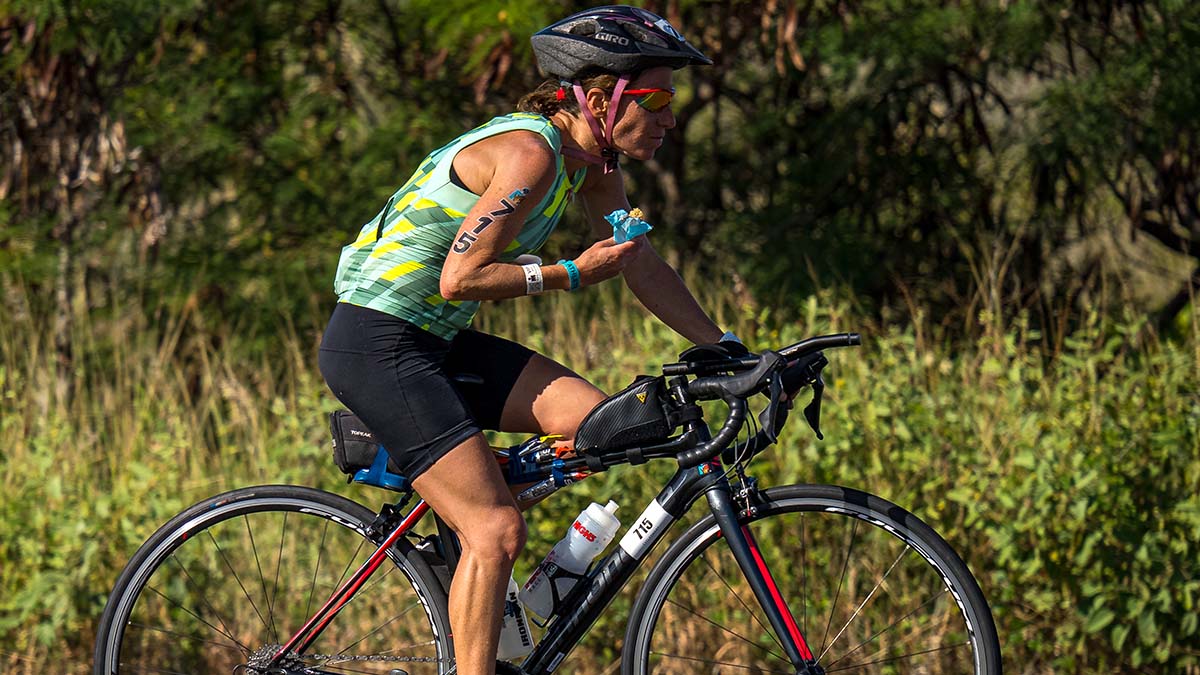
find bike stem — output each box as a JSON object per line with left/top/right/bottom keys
{"left": 273, "top": 499, "right": 431, "bottom": 662}
{"left": 707, "top": 485, "right": 823, "bottom": 674}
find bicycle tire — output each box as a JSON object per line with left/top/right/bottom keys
{"left": 622, "top": 483, "right": 1001, "bottom": 675}
{"left": 93, "top": 484, "right": 453, "bottom": 674}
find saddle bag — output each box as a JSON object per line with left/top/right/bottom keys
{"left": 573, "top": 375, "right": 673, "bottom": 454}
{"left": 329, "top": 410, "right": 400, "bottom": 475}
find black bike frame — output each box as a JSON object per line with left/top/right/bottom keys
{"left": 274, "top": 418, "right": 821, "bottom": 675}
{"left": 519, "top": 452, "right": 818, "bottom": 675}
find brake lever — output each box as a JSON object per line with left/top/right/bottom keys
{"left": 803, "top": 373, "right": 825, "bottom": 440}
{"left": 757, "top": 371, "right": 786, "bottom": 444}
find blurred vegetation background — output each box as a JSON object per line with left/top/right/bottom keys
{"left": 1, "top": 0, "right": 1198, "bottom": 672}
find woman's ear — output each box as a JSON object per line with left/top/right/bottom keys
{"left": 585, "top": 87, "right": 610, "bottom": 119}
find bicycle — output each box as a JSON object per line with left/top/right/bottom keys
{"left": 94, "top": 332, "right": 1002, "bottom": 675}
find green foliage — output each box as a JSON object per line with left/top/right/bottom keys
{"left": 2, "top": 277, "right": 1198, "bottom": 672}
{"left": 4, "top": 0, "right": 1197, "bottom": 335}
{"left": 3, "top": 0, "right": 1200, "bottom": 670}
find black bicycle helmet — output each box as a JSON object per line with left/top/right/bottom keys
{"left": 531, "top": 5, "right": 711, "bottom": 80}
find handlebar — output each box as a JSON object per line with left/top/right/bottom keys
{"left": 667, "top": 332, "right": 862, "bottom": 468}
{"left": 662, "top": 332, "right": 860, "bottom": 377}
{"left": 555, "top": 332, "right": 863, "bottom": 475}
{"left": 779, "top": 332, "right": 861, "bottom": 358}
{"left": 676, "top": 395, "right": 747, "bottom": 468}
{"left": 686, "top": 351, "right": 786, "bottom": 400}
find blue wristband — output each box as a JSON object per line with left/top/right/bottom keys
{"left": 557, "top": 259, "right": 581, "bottom": 291}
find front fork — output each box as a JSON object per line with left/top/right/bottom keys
{"left": 707, "top": 482, "right": 824, "bottom": 675}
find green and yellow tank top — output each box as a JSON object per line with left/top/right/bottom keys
{"left": 333, "top": 113, "right": 587, "bottom": 340}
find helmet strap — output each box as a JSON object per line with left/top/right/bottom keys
{"left": 565, "top": 74, "right": 631, "bottom": 174}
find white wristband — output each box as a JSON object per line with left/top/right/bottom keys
{"left": 522, "top": 263, "right": 544, "bottom": 295}
{"left": 720, "top": 331, "right": 742, "bottom": 344}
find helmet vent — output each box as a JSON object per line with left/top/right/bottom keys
{"left": 624, "top": 23, "right": 668, "bottom": 49}
{"left": 564, "top": 19, "right": 598, "bottom": 37}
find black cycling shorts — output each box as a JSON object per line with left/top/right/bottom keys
{"left": 318, "top": 302, "right": 536, "bottom": 481}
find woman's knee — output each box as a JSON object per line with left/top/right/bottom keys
{"left": 458, "top": 505, "right": 527, "bottom": 562}
{"left": 543, "top": 384, "right": 607, "bottom": 440}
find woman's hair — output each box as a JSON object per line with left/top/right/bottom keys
{"left": 517, "top": 73, "right": 618, "bottom": 117}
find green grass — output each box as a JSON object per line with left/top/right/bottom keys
{"left": 1, "top": 274, "right": 1198, "bottom": 673}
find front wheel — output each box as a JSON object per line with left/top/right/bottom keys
{"left": 94, "top": 484, "right": 453, "bottom": 674}
{"left": 623, "top": 484, "right": 1001, "bottom": 674}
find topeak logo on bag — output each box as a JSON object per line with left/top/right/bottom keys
{"left": 350, "top": 429, "right": 373, "bottom": 438}
{"left": 636, "top": 392, "right": 647, "bottom": 404}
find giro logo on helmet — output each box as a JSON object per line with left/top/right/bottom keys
{"left": 594, "top": 32, "right": 630, "bottom": 46}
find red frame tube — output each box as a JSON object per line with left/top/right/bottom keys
{"left": 743, "top": 524, "right": 815, "bottom": 662}
{"left": 273, "top": 500, "right": 431, "bottom": 661}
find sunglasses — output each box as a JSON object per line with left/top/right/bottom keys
{"left": 623, "top": 87, "right": 676, "bottom": 112}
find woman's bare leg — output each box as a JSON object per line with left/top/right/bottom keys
{"left": 411, "top": 354, "right": 605, "bottom": 673}
{"left": 411, "top": 433, "right": 527, "bottom": 675}
{"left": 499, "top": 353, "right": 606, "bottom": 440}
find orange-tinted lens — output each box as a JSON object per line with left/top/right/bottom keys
{"left": 634, "top": 90, "right": 674, "bottom": 112}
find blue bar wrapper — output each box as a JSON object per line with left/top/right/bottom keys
{"left": 606, "top": 208, "right": 653, "bottom": 243}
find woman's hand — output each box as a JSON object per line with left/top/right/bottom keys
{"left": 574, "top": 236, "right": 646, "bottom": 286}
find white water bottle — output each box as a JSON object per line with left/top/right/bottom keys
{"left": 496, "top": 575, "right": 535, "bottom": 660}
{"left": 520, "top": 500, "right": 621, "bottom": 619}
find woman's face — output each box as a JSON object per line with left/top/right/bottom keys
{"left": 606, "top": 67, "right": 677, "bottom": 161}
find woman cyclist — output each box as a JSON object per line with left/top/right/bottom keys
{"left": 319, "top": 6, "right": 737, "bottom": 674}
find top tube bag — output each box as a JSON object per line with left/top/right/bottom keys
{"left": 574, "top": 375, "right": 674, "bottom": 454}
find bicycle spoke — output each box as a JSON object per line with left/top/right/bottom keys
{"left": 664, "top": 597, "right": 789, "bottom": 664}
{"left": 166, "top": 554, "right": 248, "bottom": 653}
{"left": 818, "top": 543, "right": 910, "bottom": 662}
{"left": 336, "top": 589, "right": 427, "bottom": 656}
{"left": 243, "top": 513, "right": 280, "bottom": 643}
{"left": 824, "top": 588, "right": 949, "bottom": 670}
{"left": 115, "top": 662, "right": 197, "bottom": 675}
{"left": 323, "top": 560, "right": 422, "bottom": 656}
{"left": 824, "top": 641, "right": 970, "bottom": 672}
{"left": 631, "top": 488, "right": 995, "bottom": 675}
{"left": 268, "top": 511, "right": 288, "bottom": 623}
{"left": 819, "top": 517, "right": 859, "bottom": 657}
{"left": 338, "top": 559, "right": 400, "bottom": 612}
{"left": 98, "top": 488, "right": 450, "bottom": 675}
{"left": 145, "top": 584, "right": 249, "bottom": 654}
{"left": 206, "top": 529, "right": 274, "bottom": 637}
{"left": 699, "top": 549, "right": 785, "bottom": 654}
{"left": 334, "top": 537, "right": 369, "bottom": 595}
{"left": 305, "top": 518, "right": 331, "bottom": 621}
{"left": 831, "top": 607, "right": 963, "bottom": 671}
{"left": 126, "top": 622, "right": 246, "bottom": 652}
{"left": 649, "top": 650, "right": 796, "bottom": 674}
{"left": 801, "top": 512, "right": 808, "bottom": 640}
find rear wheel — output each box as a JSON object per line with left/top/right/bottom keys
{"left": 623, "top": 484, "right": 1001, "bottom": 674}
{"left": 94, "top": 485, "right": 453, "bottom": 674}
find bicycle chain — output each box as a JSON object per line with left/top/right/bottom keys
{"left": 244, "top": 644, "right": 447, "bottom": 673}
{"left": 296, "top": 653, "right": 443, "bottom": 663}
{"left": 271, "top": 655, "right": 526, "bottom": 675}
